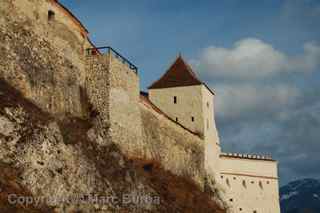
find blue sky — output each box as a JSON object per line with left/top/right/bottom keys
{"left": 60, "top": 0, "right": 320, "bottom": 185}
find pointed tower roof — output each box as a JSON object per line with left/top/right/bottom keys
{"left": 148, "top": 56, "right": 215, "bottom": 95}
{"left": 148, "top": 56, "right": 203, "bottom": 89}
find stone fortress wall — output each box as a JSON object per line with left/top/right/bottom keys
{"left": 0, "top": 0, "right": 93, "bottom": 117}
{"left": 1, "top": 0, "right": 206, "bottom": 186}
{"left": 0, "top": 0, "right": 280, "bottom": 212}
{"left": 219, "top": 154, "right": 280, "bottom": 213}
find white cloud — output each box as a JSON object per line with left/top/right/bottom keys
{"left": 193, "top": 38, "right": 320, "bottom": 79}
{"left": 214, "top": 83, "right": 300, "bottom": 120}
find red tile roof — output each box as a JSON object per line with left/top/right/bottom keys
{"left": 149, "top": 56, "right": 215, "bottom": 95}
{"left": 148, "top": 56, "right": 202, "bottom": 88}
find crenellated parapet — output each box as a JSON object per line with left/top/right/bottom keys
{"left": 220, "top": 152, "right": 274, "bottom": 161}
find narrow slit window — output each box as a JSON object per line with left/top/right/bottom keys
{"left": 242, "top": 180, "right": 247, "bottom": 188}
{"left": 226, "top": 178, "right": 230, "bottom": 187}
{"left": 174, "top": 96, "right": 177, "bottom": 104}
{"left": 175, "top": 117, "right": 178, "bottom": 122}
{"left": 207, "top": 119, "right": 209, "bottom": 129}
{"left": 259, "top": 181, "right": 263, "bottom": 189}
{"left": 48, "top": 10, "right": 55, "bottom": 21}
{"left": 191, "top": 117, "right": 194, "bottom": 122}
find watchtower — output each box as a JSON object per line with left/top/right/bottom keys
{"left": 148, "top": 56, "right": 221, "bottom": 176}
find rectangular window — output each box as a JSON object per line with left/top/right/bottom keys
{"left": 174, "top": 96, "right": 177, "bottom": 104}
{"left": 48, "top": 10, "right": 55, "bottom": 21}
{"left": 191, "top": 117, "right": 194, "bottom": 122}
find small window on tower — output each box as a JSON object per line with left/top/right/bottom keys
{"left": 48, "top": 10, "right": 55, "bottom": 21}
{"left": 191, "top": 117, "right": 194, "bottom": 122}
{"left": 207, "top": 102, "right": 209, "bottom": 108}
{"left": 175, "top": 117, "right": 178, "bottom": 122}
{"left": 174, "top": 96, "right": 177, "bottom": 104}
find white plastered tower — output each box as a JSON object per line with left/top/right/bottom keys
{"left": 148, "top": 56, "right": 221, "bottom": 178}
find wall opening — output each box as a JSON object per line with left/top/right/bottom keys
{"left": 48, "top": 10, "right": 55, "bottom": 21}
{"left": 259, "top": 181, "right": 263, "bottom": 189}
{"left": 174, "top": 96, "right": 177, "bottom": 104}
{"left": 175, "top": 117, "right": 178, "bottom": 122}
{"left": 191, "top": 116, "right": 194, "bottom": 122}
{"left": 242, "top": 180, "right": 247, "bottom": 188}
{"left": 143, "top": 163, "right": 153, "bottom": 172}
{"left": 226, "top": 178, "right": 230, "bottom": 187}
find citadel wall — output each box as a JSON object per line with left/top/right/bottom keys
{"left": 84, "top": 53, "right": 206, "bottom": 186}
{"left": 107, "top": 53, "right": 144, "bottom": 157}
{"left": 1, "top": 1, "right": 280, "bottom": 211}
{"left": 139, "top": 97, "right": 205, "bottom": 186}
{"left": 201, "top": 86, "right": 221, "bottom": 178}
{"left": 85, "top": 54, "right": 110, "bottom": 121}
{"left": 219, "top": 154, "right": 280, "bottom": 213}
{"left": 0, "top": 0, "right": 92, "bottom": 117}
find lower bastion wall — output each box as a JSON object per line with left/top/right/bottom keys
{"left": 219, "top": 156, "right": 280, "bottom": 213}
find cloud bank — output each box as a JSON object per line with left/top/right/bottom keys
{"left": 192, "top": 38, "right": 320, "bottom": 185}
{"left": 194, "top": 38, "right": 320, "bottom": 80}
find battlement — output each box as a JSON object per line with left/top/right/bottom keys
{"left": 220, "top": 152, "right": 275, "bottom": 161}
